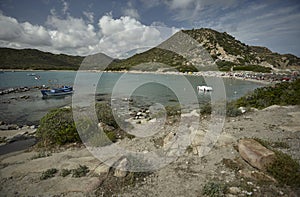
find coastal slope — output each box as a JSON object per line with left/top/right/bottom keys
{"left": 1, "top": 28, "right": 300, "bottom": 71}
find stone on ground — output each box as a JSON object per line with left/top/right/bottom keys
{"left": 238, "top": 138, "right": 276, "bottom": 170}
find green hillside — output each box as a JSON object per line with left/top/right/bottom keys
{"left": 0, "top": 48, "right": 84, "bottom": 70}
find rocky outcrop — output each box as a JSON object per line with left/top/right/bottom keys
{"left": 113, "top": 157, "right": 128, "bottom": 177}
{"left": 238, "top": 139, "right": 276, "bottom": 170}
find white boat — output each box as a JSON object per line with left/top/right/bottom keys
{"left": 197, "top": 85, "right": 213, "bottom": 92}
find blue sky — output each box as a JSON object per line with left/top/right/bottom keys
{"left": 1, "top": 0, "right": 300, "bottom": 58}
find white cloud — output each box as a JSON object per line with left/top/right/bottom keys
{"left": 122, "top": 2, "right": 140, "bottom": 19}
{"left": 0, "top": 14, "right": 51, "bottom": 46}
{"left": 97, "top": 14, "right": 164, "bottom": 58}
{"left": 83, "top": 11, "right": 94, "bottom": 23}
{"left": 0, "top": 12, "right": 175, "bottom": 58}
{"left": 61, "top": 0, "right": 69, "bottom": 15}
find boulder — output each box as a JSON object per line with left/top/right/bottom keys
{"left": 94, "top": 163, "right": 110, "bottom": 175}
{"left": 238, "top": 139, "right": 276, "bottom": 170}
{"left": 113, "top": 158, "right": 128, "bottom": 177}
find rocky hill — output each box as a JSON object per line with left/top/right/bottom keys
{"left": 183, "top": 28, "right": 300, "bottom": 71}
{"left": 1, "top": 28, "right": 299, "bottom": 72}
{"left": 109, "top": 28, "right": 300, "bottom": 72}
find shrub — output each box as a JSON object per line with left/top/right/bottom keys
{"left": 36, "top": 107, "right": 80, "bottom": 146}
{"left": 40, "top": 168, "right": 58, "bottom": 180}
{"left": 60, "top": 169, "right": 71, "bottom": 177}
{"left": 31, "top": 152, "right": 52, "bottom": 160}
{"left": 235, "top": 79, "right": 300, "bottom": 109}
{"left": 254, "top": 138, "right": 300, "bottom": 187}
{"left": 72, "top": 165, "right": 89, "bottom": 178}
{"left": 267, "top": 150, "right": 300, "bottom": 187}
{"left": 96, "top": 102, "right": 119, "bottom": 128}
{"left": 233, "top": 65, "right": 272, "bottom": 73}
{"left": 200, "top": 103, "right": 212, "bottom": 115}
{"left": 226, "top": 103, "right": 242, "bottom": 117}
{"left": 202, "top": 182, "right": 227, "bottom": 197}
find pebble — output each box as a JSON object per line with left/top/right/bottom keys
{"left": 228, "top": 187, "right": 241, "bottom": 195}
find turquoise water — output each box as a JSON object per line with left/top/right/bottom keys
{"left": 0, "top": 71, "right": 264, "bottom": 125}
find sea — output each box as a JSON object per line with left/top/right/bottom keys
{"left": 0, "top": 71, "right": 264, "bottom": 125}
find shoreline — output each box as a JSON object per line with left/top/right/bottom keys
{"left": 1, "top": 68, "right": 274, "bottom": 85}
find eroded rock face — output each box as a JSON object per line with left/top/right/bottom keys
{"left": 113, "top": 157, "right": 128, "bottom": 177}
{"left": 238, "top": 139, "right": 276, "bottom": 170}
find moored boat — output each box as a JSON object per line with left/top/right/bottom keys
{"left": 41, "top": 86, "right": 73, "bottom": 96}
{"left": 197, "top": 85, "right": 213, "bottom": 92}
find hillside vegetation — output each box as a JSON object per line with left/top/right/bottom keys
{"left": 0, "top": 48, "right": 84, "bottom": 70}
{"left": 235, "top": 79, "right": 300, "bottom": 109}
{"left": 1, "top": 28, "right": 299, "bottom": 71}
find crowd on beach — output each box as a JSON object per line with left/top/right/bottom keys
{"left": 193, "top": 70, "right": 299, "bottom": 84}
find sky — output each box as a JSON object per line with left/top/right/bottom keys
{"left": 0, "top": 0, "right": 300, "bottom": 58}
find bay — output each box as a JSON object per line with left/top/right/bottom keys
{"left": 0, "top": 71, "right": 264, "bottom": 125}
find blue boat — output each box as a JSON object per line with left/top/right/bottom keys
{"left": 41, "top": 86, "right": 73, "bottom": 96}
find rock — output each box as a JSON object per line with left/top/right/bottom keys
{"left": 149, "top": 118, "right": 157, "bottom": 123}
{"left": 228, "top": 187, "right": 241, "bottom": 195}
{"left": 0, "top": 125, "right": 9, "bottom": 130}
{"left": 238, "top": 107, "right": 246, "bottom": 114}
{"left": 113, "top": 158, "right": 128, "bottom": 177}
{"left": 163, "top": 132, "right": 177, "bottom": 147}
{"left": 7, "top": 124, "right": 18, "bottom": 130}
{"left": 30, "top": 125, "right": 35, "bottom": 129}
{"left": 94, "top": 163, "right": 110, "bottom": 175}
{"left": 6, "top": 132, "right": 28, "bottom": 143}
{"left": 22, "top": 125, "right": 30, "bottom": 130}
{"left": 238, "top": 139, "right": 276, "bottom": 170}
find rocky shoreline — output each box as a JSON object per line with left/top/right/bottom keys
{"left": 0, "top": 105, "right": 299, "bottom": 196}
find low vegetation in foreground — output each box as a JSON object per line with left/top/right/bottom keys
{"left": 252, "top": 138, "right": 300, "bottom": 187}
{"left": 36, "top": 102, "right": 129, "bottom": 148}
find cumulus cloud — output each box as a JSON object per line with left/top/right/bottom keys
{"left": 83, "top": 11, "right": 94, "bottom": 23}
{"left": 0, "top": 14, "right": 51, "bottom": 46}
{"left": 61, "top": 0, "right": 69, "bottom": 15}
{"left": 122, "top": 2, "right": 140, "bottom": 19}
{"left": 46, "top": 14, "right": 98, "bottom": 49}
{"left": 97, "top": 14, "right": 164, "bottom": 58}
{"left": 0, "top": 12, "right": 175, "bottom": 57}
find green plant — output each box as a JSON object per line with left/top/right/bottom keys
{"left": 31, "top": 152, "right": 52, "bottom": 160}
{"left": 40, "top": 168, "right": 58, "bottom": 180}
{"left": 253, "top": 138, "right": 299, "bottom": 187}
{"left": 60, "top": 169, "right": 71, "bottom": 177}
{"left": 233, "top": 65, "right": 272, "bottom": 73}
{"left": 96, "top": 102, "right": 119, "bottom": 128}
{"left": 202, "top": 182, "right": 227, "bottom": 197}
{"left": 267, "top": 150, "right": 300, "bottom": 187}
{"left": 37, "top": 107, "right": 80, "bottom": 146}
{"left": 165, "top": 104, "right": 181, "bottom": 117}
{"left": 201, "top": 103, "right": 212, "bottom": 115}
{"left": 235, "top": 79, "right": 300, "bottom": 109}
{"left": 226, "top": 103, "right": 242, "bottom": 117}
{"left": 72, "top": 165, "right": 89, "bottom": 178}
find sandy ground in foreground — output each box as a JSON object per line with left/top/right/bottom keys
{"left": 0, "top": 105, "right": 300, "bottom": 196}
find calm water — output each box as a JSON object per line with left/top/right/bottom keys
{"left": 0, "top": 71, "right": 264, "bottom": 125}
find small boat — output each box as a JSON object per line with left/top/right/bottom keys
{"left": 27, "top": 73, "right": 36, "bottom": 76}
{"left": 41, "top": 86, "right": 73, "bottom": 96}
{"left": 197, "top": 85, "right": 213, "bottom": 92}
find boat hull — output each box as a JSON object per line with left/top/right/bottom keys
{"left": 41, "top": 86, "right": 73, "bottom": 97}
